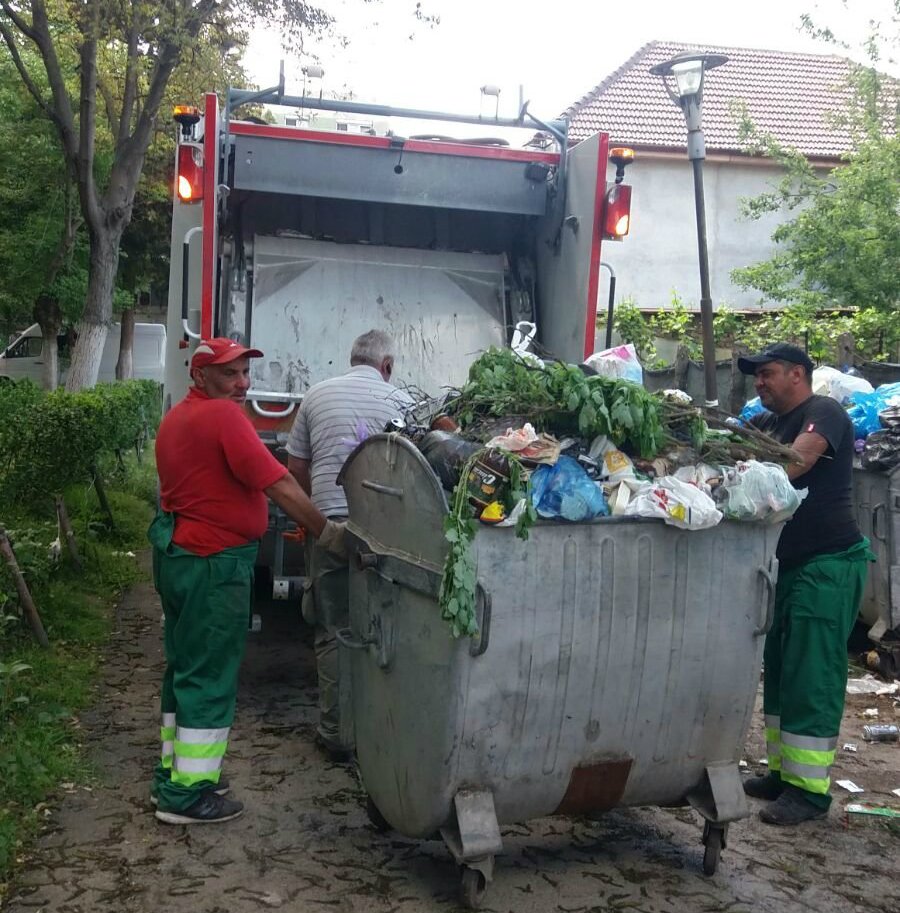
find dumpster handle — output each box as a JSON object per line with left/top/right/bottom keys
{"left": 469, "top": 586, "right": 492, "bottom": 658}
{"left": 362, "top": 479, "right": 404, "bottom": 499}
{"left": 753, "top": 562, "right": 777, "bottom": 637}
{"left": 872, "top": 503, "right": 887, "bottom": 542}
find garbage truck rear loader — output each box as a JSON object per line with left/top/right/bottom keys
{"left": 163, "top": 86, "right": 633, "bottom": 594}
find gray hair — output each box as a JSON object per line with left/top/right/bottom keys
{"left": 350, "top": 329, "right": 395, "bottom": 367}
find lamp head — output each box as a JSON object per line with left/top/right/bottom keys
{"left": 650, "top": 52, "right": 728, "bottom": 105}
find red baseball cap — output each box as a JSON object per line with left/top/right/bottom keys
{"left": 190, "top": 337, "right": 263, "bottom": 370}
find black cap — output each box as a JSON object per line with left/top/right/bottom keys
{"left": 737, "top": 343, "right": 814, "bottom": 376}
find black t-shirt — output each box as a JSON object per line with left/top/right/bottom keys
{"left": 751, "top": 394, "right": 861, "bottom": 568}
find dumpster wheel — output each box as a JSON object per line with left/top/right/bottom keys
{"left": 701, "top": 822, "right": 726, "bottom": 876}
{"left": 459, "top": 866, "right": 488, "bottom": 909}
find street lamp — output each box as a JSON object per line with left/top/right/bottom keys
{"left": 650, "top": 51, "right": 728, "bottom": 408}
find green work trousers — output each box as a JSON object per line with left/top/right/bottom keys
{"left": 763, "top": 538, "right": 873, "bottom": 808}
{"left": 149, "top": 512, "right": 258, "bottom": 811}
{"left": 303, "top": 535, "right": 352, "bottom": 752}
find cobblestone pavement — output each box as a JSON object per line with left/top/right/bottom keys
{"left": 4, "top": 566, "right": 899, "bottom": 913}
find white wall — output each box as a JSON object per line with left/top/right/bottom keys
{"left": 599, "top": 156, "right": 791, "bottom": 313}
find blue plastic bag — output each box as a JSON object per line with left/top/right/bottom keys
{"left": 530, "top": 456, "right": 609, "bottom": 521}
{"left": 737, "top": 396, "right": 770, "bottom": 427}
{"left": 846, "top": 382, "right": 900, "bottom": 439}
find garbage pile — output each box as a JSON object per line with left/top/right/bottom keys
{"left": 398, "top": 346, "right": 806, "bottom": 639}
{"left": 406, "top": 347, "right": 805, "bottom": 534}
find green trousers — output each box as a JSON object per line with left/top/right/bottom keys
{"left": 149, "top": 512, "right": 258, "bottom": 811}
{"left": 763, "top": 538, "right": 873, "bottom": 808}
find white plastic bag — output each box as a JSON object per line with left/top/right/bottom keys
{"left": 673, "top": 462, "right": 722, "bottom": 496}
{"left": 510, "top": 320, "right": 543, "bottom": 366}
{"left": 624, "top": 476, "right": 723, "bottom": 530}
{"left": 812, "top": 366, "right": 873, "bottom": 404}
{"left": 721, "top": 460, "right": 807, "bottom": 524}
{"left": 584, "top": 343, "right": 643, "bottom": 385}
{"left": 588, "top": 435, "right": 636, "bottom": 483}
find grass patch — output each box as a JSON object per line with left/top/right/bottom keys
{"left": 0, "top": 453, "right": 155, "bottom": 894}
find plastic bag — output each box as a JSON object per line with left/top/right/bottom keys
{"left": 846, "top": 382, "right": 900, "bottom": 439}
{"left": 737, "top": 396, "right": 770, "bottom": 427}
{"left": 673, "top": 462, "right": 722, "bottom": 496}
{"left": 583, "top": 343, "right": 643, "bottom": 385}
{"left": 812, "top": 366, "right": 873, "bottom": 404}
{"left": 530, "top": 455, "right": 609, "bottom": 521}
{"left": 510, "top": 320, "right": 543, "bottom": 366}
{"left": 624, "top": 476, "right": 723, "bottom": 530}
{"left": 861, "top": 429, "right": 900, "bottom": 471}
{"left": 588, "top": 435, "right": 636, "bottom": 483}
{"left": 720, "top": 461, "right": 806, "bottom": 524}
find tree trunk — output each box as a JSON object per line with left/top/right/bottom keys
{"left": 730, "top": 343, "right": 750, "bottom": 415}
{"left": 33, "top": 294, "right": 63, "bottom": 390}
{"left": 116, "top": 304, "right": 135, "bottom": 380}
{"left": 65, "top": 227, "right": 123, "bottom": 391}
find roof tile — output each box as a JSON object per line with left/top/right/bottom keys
{"left": 560, "top": 40, "right": 896, "bottom": 158}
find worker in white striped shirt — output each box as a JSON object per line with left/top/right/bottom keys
{"left": 287, "top": 330, "right": 413, "bottom": 759}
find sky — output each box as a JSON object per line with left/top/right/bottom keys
{"left": 243, "top": 0, "right": 898, "bottom": 141}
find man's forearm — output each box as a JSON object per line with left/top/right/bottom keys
{"left": 265, "top": 473, "right": 326, "bottom": 537}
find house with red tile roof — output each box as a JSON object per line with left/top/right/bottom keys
{"left": 553, "top": 41, "right": 866, "bottom": 319}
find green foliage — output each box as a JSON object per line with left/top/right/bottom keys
{"left": 440, "top": 452, "right": 482, "bottom": 639}
{"left": 611, "top": 298, "right": 657, "bottom": 364}
{"left": 730, "top": 25, "right": 900, "bottom": 318}
{"left": 0, "top": 455, "right": 154, "bottom": 885}
{"left": 440, "top": 450, "right": 535, "bottom": 639}
{"left": 449, "top": 348, "right": 666, "bottom": 459}
{"left": 0, "top": 380, "right": 161, "bottom": 501}
{"left": 650, "top": 291, "right": 701, "bottom": 359}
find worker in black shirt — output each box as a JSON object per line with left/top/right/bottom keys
{"left": 738, "top": 343, "right": 873, "bottom": 825}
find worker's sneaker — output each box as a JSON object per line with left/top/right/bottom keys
{"left": 742, "top": 773, "right": 784, "bottom": 801}
{"left": 150, "top": 776, "right": 230, "bottom": 806}
{"left": 758, "top": 786, "right": 827, "bottom": 826}
{"left": 154, "top": 790, "right": 244, "bottom": 825}
{"left": 315, "top": 733, "right": 355, "bottom": 764}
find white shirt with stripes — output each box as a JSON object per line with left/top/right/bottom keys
{"left": 286, "top": 365, "right": 413, "bottom": 517}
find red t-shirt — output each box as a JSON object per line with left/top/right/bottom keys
{"left": 155, "top": 388, "right": 287, "bottom": 556}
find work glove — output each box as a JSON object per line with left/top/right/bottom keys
{"left": 318, "top": 518, "right": 348, "bottom": 561}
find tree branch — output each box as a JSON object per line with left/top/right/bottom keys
{"left": 0, "top": 22, "right": 54, "bottom": 118}
{"left": 118, "top": 14, "right": 140, "bottom": 148}
{"left": 97, "top": 74, "right": 119, "bottom": 138}
{"left": 0, "top": 0, "right": 38, "bottom": 41}
{"left": 76, "top": 7, "right": 101, "bottom": 229}
{"left": 23, "top": 1, "right": 79, "bottom": 163}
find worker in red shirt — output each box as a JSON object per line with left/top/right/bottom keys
{"left": 150, "top": 338, "right": 344, "bottom": 825}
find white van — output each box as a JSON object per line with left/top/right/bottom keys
{"left": 0, "top": 322, "right": 166, "bottom": 385}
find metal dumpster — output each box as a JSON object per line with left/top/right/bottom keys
{"left": 338, "top": 434, "right": 781, "bottom": 906}
{"left": 853, "top": 463, "right": 900, "bottom": 673}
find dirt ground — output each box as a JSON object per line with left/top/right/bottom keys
{"left": 3, "top": 561, "right": 899, "bottom": 913}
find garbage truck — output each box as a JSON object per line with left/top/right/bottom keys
{"left": 163, "top": 78, "right": 635, "bottom": 595}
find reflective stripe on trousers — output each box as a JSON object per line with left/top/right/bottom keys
{"left": 171, "top": 726, "right": 231, "bottom": 787}
{"left": 160, "top": 712, "right": 176, "bottom": 771}
{"left": 765, "top": 714, "right": 781, "bottom": 772}
{"left": 780, "top": 730, "right": 836, "bottom": 795}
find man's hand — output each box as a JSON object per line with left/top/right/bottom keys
{"left": 318, "top": 519, "right": 348, "bottom": 560}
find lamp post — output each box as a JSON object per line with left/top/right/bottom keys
{"left": 650, "top": 52, "right": 728, "bottom": 408}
